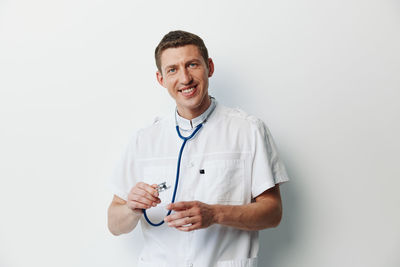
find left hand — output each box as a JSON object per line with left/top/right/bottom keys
{"left": 164, "top": 201, "right": 215, "bottom": 231}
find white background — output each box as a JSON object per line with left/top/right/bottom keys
{"left": 1, "top": 0, "right": 399, "bottom": 266}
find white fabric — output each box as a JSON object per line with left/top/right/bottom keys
{"left": 110, "top": 100, "right": 289, "bottom": 267}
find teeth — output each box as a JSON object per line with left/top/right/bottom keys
{"left": 182, "top": 87, "right": 194, "bottom": 93}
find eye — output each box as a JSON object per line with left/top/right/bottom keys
{"left": 167, "top": 68, "right": 176, "bottom": 73}
{"left": 189, "top": 63, "right": 198, "bottom": 68}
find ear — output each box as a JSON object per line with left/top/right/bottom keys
{"left": 207, "top": 58, "right": 215, "bottom": 77}
{"left": 156, "top": 71, "right": 165, "bottom": 87}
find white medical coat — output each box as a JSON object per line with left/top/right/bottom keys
{"left": 111, "top": 100, "right": 289, "bottom": 267}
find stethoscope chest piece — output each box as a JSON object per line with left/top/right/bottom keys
{"left": 157, "top": 182, "right": 171, "bottom": 192}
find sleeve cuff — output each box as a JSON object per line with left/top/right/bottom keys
{"left": 252, "top": 173, "right": 289, "bottom": 198}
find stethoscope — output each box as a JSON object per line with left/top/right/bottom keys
{"left": 142, "top": 100, "right": 216, "bottom": 227}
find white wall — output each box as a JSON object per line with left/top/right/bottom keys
{"left": 1, "top": 0, "right": 399, "bottom": 266}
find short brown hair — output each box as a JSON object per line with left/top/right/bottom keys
{"left": 155, "top": 30, "right": 209, "bottom": 73}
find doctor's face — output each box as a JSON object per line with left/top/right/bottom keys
{"left": 156, "top": 45, "right": 214, "bottom": 120}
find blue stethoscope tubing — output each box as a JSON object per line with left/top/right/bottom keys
{"left": 142, "top": 123, "right": 203, "bottom": 226}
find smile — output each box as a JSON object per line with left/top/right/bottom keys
{"left": 182, "top": 87, "right": 195, "bottom": 93}
{"left": 178, "top": 85, "right": 197, "bottom": 96}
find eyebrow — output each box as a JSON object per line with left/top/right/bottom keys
{"left": 187, "top": 59, "right": 202, "bottom": 64}
{"left": 163, "top": 59, "right": 202, "bottom": 71}
{"left": 164, "top": 64, "right": 177, "bottom": 71}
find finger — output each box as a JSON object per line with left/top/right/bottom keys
{"left": 128, "top": 197, "right": 152, "bottom": 209}
{"left": 127, "top": 201, "right": 152, "bottom": 210}
{"left": 128, "top": 188, "right": 160, "bottom": 207}
{"left": 176, "top": 222, "right": 201, "bottom": 232}
{"left": 130, "top": 192, "right": 160, "bottom": 208}
{"left": 130, "top": 187, "right": 160, "bottom": 204}
{"left": 167, "top": 216, "right": 197, "bottom": 228}
{"left": 136, "top": 182, "right": 159, "bottom": 198}
{"left": 164, "top": 209, "right": 193, "bottom": 222}
{"left": 167, "top": 201, "right": 196, "bottom": 211}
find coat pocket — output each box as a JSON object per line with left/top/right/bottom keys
{"left": 196, "top": 159, "right": 245, "bottom": 204}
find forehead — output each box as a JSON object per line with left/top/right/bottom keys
{"left": 160, "top": 44, "right": 204, "bottom": 68}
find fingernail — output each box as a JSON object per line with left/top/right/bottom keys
{"left": 152, "top": 203, "right": 157, "bottom": 207}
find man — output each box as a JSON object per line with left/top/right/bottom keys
{"left": 108, "top": 30, "right": 289, "bottom": 267}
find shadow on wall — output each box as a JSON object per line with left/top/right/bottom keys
{"left": 210, "top": 65, "right": 250, "bottom": 110}
{"left": 212, "top": 64, "right": 302, "bottom": 266}
{"left": 258, "top": 167, "right": 301, "bottom": 267}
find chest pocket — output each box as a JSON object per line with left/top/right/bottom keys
{"left": 196, "top": 159, "right": 245, "bottom": 204}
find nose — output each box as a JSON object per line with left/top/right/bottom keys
{"left": 179, "top": 68, "right": 193, "bottom": 85}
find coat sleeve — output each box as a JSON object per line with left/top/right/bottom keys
{"left": 109, "top": 132, "right": 139, "bottom": 201}
{"left": 251, "top": 119, "right": 289, "bottom": 198}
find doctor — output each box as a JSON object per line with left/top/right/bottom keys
{"left": 108, "top": 30, "right": 289, "bottom": 267}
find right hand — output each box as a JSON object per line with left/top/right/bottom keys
{"left": 127, "top": 182, "right": 161, "bottom": 212}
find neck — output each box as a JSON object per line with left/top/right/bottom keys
{"left": 177, "top": 96, "right": 211, "bottom": 120}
